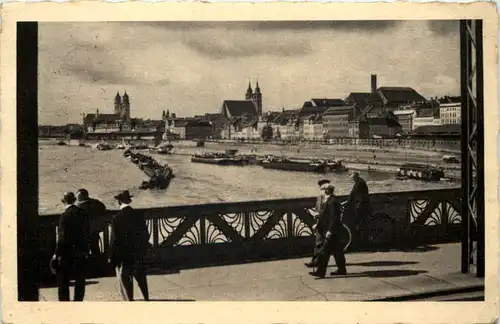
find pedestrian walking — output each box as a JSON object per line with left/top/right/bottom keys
{"left": 305, "top": 179, "right": 330, "bottom": 268}
{"left": 309, "top": 184, "right": 347, "bottom": 278}
{"left": 52, "top": 192, "right": 90, "bottom": 301}
{"left": 109, "top": 190, "right": 150, "bottom": 301}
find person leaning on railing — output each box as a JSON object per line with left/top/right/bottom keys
{"left": 76, "top": 189, "right": 107, "bottom": 259}
{"left": 345, "top": 171, "right": 372, "bottom": 229}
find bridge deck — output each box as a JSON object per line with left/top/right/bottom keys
{"left": 39, "top": 243, "right": 483, "bottom": 301}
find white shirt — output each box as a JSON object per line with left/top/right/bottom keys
{"left": 120, "top": 203, "right": 131, "bottom": 210}
{"left": 64, "top": 204, "right": 74, "bottom": 210}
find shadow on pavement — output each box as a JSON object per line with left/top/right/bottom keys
{"left": 345, "top": 261, "right": 419, "bottom": 267}
{"left": 148, "top": 298, "right": 196, "bottom": 302}
{"left": 347, "top": 245, "right": 440, "bottom": 254}
{"left": 40, "top": 280, "right": 100, "bottom": 289}
{"left": 147, "top": 267, "right": 181, "bottom": 276}
{"left": 321, "top": 269, "right": 428, "bottom": 280}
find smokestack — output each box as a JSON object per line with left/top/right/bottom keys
{"left": 371, "top": 74, "right": 377, "bottom": 94}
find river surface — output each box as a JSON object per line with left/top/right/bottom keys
{"left": 39, "top": 142, "right": 459, "bottom": 214}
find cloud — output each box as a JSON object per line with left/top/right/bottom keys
{"left": 144, "top": 20, "right": 400, "bottom": 32}
{"left": 63, "top": 65, "right": 141, "bottom": 85}
{"left": 428, "top": 20, "right": 459, "bottom": 36}
{"left": 183, "top": 36, "right": 312, "bottom": 59}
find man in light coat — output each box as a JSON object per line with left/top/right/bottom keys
{"left": 305, "top": 179, "right": 331, "bottom": 268}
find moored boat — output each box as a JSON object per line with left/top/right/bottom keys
{"left": 396, "top": 163, "right": 445, "bottom": 181}
{"left": 94, "top": 142, "right": 114, "bottom": 151}
{"left": 323, "top": 159, "right": 348, "bottom": 173}
{"left": 190, "top": 150, "right": 249, "bottom": 166}
{"left": 262, "top": 156, "right": 330, "bottom": 173}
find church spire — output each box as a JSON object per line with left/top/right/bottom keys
{"left": 255, "top": 78, "right": 261, "bottom": 93}
{"left": 245, "top": 78, "right": 253, "bottom": 100}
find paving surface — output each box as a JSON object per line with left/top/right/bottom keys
{"left": 39, "top": 243, "right": 484, "bottom": 301}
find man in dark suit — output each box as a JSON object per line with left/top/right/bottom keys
{"left": 52, "top": 192, "right": 90, "bottom": 301}
{"left": 309, "top": 184, "right": 347, "bottom": 278}
{"left": 346, "top": 171, "right": 372, "bottom": 229}
{"left": 109, "top": 190, "right": 150, "bottom": 301}
{"left": 76, "top": 189, "right": 107, "bottom": 258}
{"left": 305, "top": 179, "right": 330, "bottom": 268}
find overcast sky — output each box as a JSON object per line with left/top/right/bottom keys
{"left": 38, "top": 20, "right": 459, "bottom": 125}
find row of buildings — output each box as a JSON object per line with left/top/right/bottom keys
{"left": 75, "top": 75, "right": 461, "bottom": 141}
{"left": 163, "top": 75, "right": 460, "bottom": 141}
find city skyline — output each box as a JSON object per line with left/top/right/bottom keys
{"left": 39, "top": 20, "right": 460, "bottom": 125}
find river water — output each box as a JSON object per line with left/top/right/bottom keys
{"left": 39, "top": 142, "right": 459, "bottom": 214}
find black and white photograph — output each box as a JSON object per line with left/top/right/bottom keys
{"left": 3, "top": 2, "right": 498, "bottom": 323}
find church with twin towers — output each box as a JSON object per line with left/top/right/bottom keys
{"left": 245, "top": 80, "right": 263, "bottom": 116}
{"left": 114, "top": 91, "right": 131, "bottom": 120}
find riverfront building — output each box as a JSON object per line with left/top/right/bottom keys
{"left": 219, "top": 81, "right": 264, "bottom": 140}
{"left": 413, "top": 108, "right": 441, "bottom": 129}
{"left": 83, "top": 91, "right": 132, "bottom": 133}
{"left": 439, "top": 102, "right": 461, "bottom": 125}
{"left": 321, "top": 105, "right": 354, "bottom": 138}
{"left": 393, "top": 109, "right": 417, "bottom": 133}
{"left": 164, "top": 116, "right": 212, "bottom": 140}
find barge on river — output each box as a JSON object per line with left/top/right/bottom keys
{"left": 261, "top": 156, "right": 347, "bottom": 173}
{"left": 396, "top": 163, "right": 445, "bottom": 181}
{"left": 190, "top": 150, "right": 249, "bottom": 166}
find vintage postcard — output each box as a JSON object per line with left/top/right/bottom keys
{"left": 1, "top": 1, "right": 498, "bottom": 324}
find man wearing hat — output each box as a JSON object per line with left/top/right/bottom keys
{"left": 305, "top": 179, "right": 331, "bottom": 268}
{"left": 109, "top": 190, "right": 150, "bottom": 301}
{"left": 309, "top": 183, "right": 347, "bottom": 278}
{"left": 76, "top": 188, "right": 107, "bottom": 258}
{"left": 346, "top": 171, "right": 372, "bottom": 230}
{"left": 52, "top": 192, "right": 90, "bottom": 301}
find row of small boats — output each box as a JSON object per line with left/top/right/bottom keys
{"left": 190, "top": 150, "right": 348, "bottom": 174}
{"left": 124, "top": 149, "right": 175, "bottom": 190}
{"left": 190, "top": 150, "right": 447, "bottom": 182}
{"left": 93, "top": 141, "right": 173, "bottom": 154}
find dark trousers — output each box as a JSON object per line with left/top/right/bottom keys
{"left": 89, "top": 233, "right": 101, "bottom": 256}
{"left": 57, "top": 257, "right": 87, "bottom": 301}
{"left": 115, "top": 258, "right": 149, "bottom": 301}
{"left": 315, "top": 233, "right": 346, "bottom": 276}
{"left": 311, "top": 231, "right": 325, "bottom": 265}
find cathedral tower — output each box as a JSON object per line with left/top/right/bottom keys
{"left": 114, "top": 92, "right": 122, "bottom": 115}
{"left": 252, "top": 80, "right": 262, "bottom": 116}
{"left": 122, "top": 91, "right": 130, "bottom": 120}
{"left": 245, "top": 81, "right": 253, "bottom": 100}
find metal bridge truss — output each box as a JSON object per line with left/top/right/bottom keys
{"left": 460, "top": 20, "right": 484, "bottom": 278}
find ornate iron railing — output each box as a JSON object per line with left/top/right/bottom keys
{"left": 39, "top": 188, "right": 462, "bottom": 280}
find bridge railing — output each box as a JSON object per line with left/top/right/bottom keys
{"left": 39, "top": 188, "right": 462, "bottom": 279}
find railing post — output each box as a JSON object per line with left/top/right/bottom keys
{"left": 286, "top": 210, "right": 293, "bottom": 238}
{"left": 200, "top": 215, "right": 206, "bottom": 244}
{"left": 441, "top": 201, "right": 449, "bottom": 238}
{"left": 244, "top": 212, "right": 251, "bottom": 239}
{"left": 152, "top": 218, "right": 159, "bottom": 248}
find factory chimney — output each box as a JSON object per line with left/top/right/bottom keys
{"left": 371, "top": 74, "right": 377, "bottom": 94}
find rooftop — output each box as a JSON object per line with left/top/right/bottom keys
{"left": 222, "top": 100, "right": 258, "bottom": 118}
{"left": 377, "top": 87, "right": 427, "bottom": 104}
